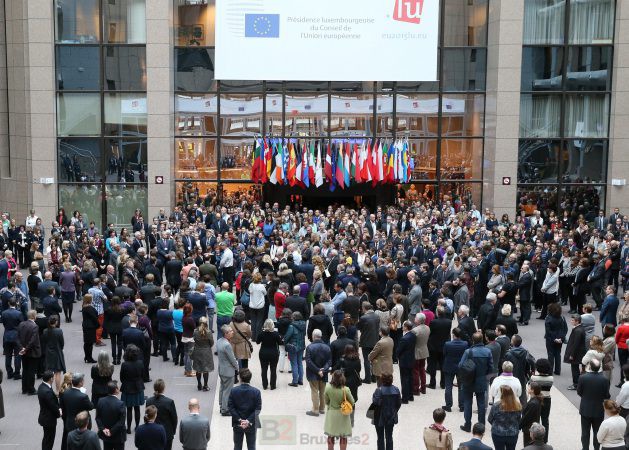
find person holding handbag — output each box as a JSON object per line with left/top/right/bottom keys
{"left": 335, "top": 345, "right": 361, "bottom": 426}
{"left": 370, "top": 373, "right": 401, "bottom": 450}
{"left": 230, "top": 309, "right": 253, "bottom": 382}
{"left": 324, "top": 370, "right": 355, "bottom": 450}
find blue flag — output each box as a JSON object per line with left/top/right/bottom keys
{"left": 245, "top": 14, "right": 280, "bottom": 38}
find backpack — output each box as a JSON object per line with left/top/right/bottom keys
{"left": 458, "top": 350, "right": 477, "bottom": 386}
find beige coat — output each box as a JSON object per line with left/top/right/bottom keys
{"left": 230, "top": 321, "right": 252, "bottom": 360}
{"left": 368, "top": 336, "right": 394, "bottom": 377}
{"left": 423, "top": 426, "right": 453, "bottom": 450}
{"left": 412, "top": 324, "right": 430, "bottom": 360}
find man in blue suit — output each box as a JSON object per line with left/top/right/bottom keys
{"left": 397, "top": 321, "right": 417, "bottom": 403}
{"left": 600, "top": 285, "right": 619, "bottom": 329}
{"left": 459, "top": 423, "right": 493, "bottom": 450}
{"left": 0, "top": 251, "right": 8, "bottom": 289}
{"left": 228, "top": 368, "right": 262, "bottom": 450}
{"left": 442, "top": 327, "right": 469, "bottom": 412}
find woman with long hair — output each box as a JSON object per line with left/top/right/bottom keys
{"left": 191, "top": 316, "right": 214, "bottom": 391}
{"left": 544, "top": 302, "right": 567, "bottom": 375}
{"left": 230, "top": 309, "right": 252, "bottom": 372}
{"left": 172, "top": 299, "right": 185, "bottom": 366}
{"left": 59, "top": 261, "right": 77, "bottom": 322}
{"left": 324, "top": 370, "right": 355, "bottom": 450}
{"left": 181, "top": 303, "right": 196, "bottom": 377}
{"left": 104, "top": 296, "right": 125, "bottom": 365}
{"left": 256, "top": 319, "right": 282, "bottom": 390}
{"left": 90, "top": 350, "right": 114, "bottom": 406}
{"left": 58, "top": 372, "right": 73, "bottom": 396}
{"left": 336, "top": 345, "right": 361, "bottom": 427}
{"left": 488, "top": 385, "right": 522, "bottom": 450}
{"left": 248, "top": 271, "right": 267, "bottom": 341}
{"left": 120, "top": 344, "right": 145, "bottom": 434}
{"left": 42, "top": 315, "right": 66, "bottom": 392}
{"left": 284, "top": 311, "right": 306, "bottom": 386}
{"left": 520, "top": 382, "right": 543, "bottom": 446}
{"left": 81, "top": 294, "right": 99, "bottom": 363}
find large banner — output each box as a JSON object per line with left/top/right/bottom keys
{"left": 215, "top": 0, "right": 439, "bottom": 81}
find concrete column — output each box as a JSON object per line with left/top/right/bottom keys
{"left": 607, "top": 0, "right": 629, "bottom": 214}
{"left": 146, "top": 0, "right": 174, "bottom": 221}
{"left": 484, "top": 0, "right": 523, "bottom": 219}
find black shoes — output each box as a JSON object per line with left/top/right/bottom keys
{"left": 460, "top": 425, "right": 471, "bottom": 432}
{"left": 442, "top": 406, "right": 452, "bottom": 412}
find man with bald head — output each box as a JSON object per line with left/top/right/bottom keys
{"left": 37, "top": 271, "right": 60, "bottom": 299}
{"left": 179, "top": 398, "right": 210, "bottom": 450}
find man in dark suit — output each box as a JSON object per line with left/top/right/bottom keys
{"left": 38, "top": 370, "right": 61, "bottom": 450}
{"left": 397, "top": 321, "right": 417, "bottom": 403}
{"left": 357, "top": 302, "right": 380, "bottom": 384}
{"left": 564, "top": 314, "right": 587, "bottom": 390}
{"left": 38, "top": 272, "right": 61, "bottom": 299}
{"left": 284, "top": 286, "right": 309, "bottom": 320}
{"left": 179, "top": 398, "right": 210, "bottom": 450}
{"left": 146, "top": 379, "right": 178, "bottom": 450}
{"left": 594, "top": 210, "right": 608, "bottom": 232}
{"left": 329, "top": 326, "right": 358, "bottom": 368}
{"left": 228, "top": 368, "right": 262, "bottom": 450}
{"left": 114, "top": 276, "right": 135, "bottom": 302}
{"left": 96, "top": 381, "right": 127, "bottom": 450}
{"left": 0, "top": 252, "right": 8, "bottom": 289}
{"left": 17, "top": 309, "right": 41, "bottom": 394}
{"left": 2, "top": 298, "right": 23, "bottom": 379}
{"left": 42, "top": 287, "right": 62, "bottom": 318}
{"left": 442, "top": 328, "right": 469, "bottom": 412}
{"left": 427, "top": 306, "right": 452, "bottom": 389}
{"left": 459, "top": 422, "right": 493, "bottom": 450}
{"left": 60, "top": 373, "right": 95, "bottom": 450}
{"left": 122, "top": 316, "right": 148, "bottom": 356}
{"left": 156, "top": 233, "right": 175, "bottom": 264}
{"left": 577, "top": 359, "right": 610, "bottom": 450}
{"left": 609, "top": 207, "right": 621, "bottom": 226}
{"left": 457, "top": 305, "right": 476, "bottom": 345}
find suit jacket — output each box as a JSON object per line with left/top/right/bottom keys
{"left": 357, "top": 311, "right": 380, "bottom": 348}
{"left": 284, "top": 295, "right": 309, "bottom": 320}
{"left": 38, "top": 280, "right": 61, "bottom": 299}
{"left": 523, "top": 441, "right": 554, "bottom": 450}
{"left": 122, "top": 327, "right": 147, "bottom": 355}
{"left": 179, "top": 413, "right": 210, "bottom": 450}
{"left": 228, "top": 383, "right": 262, "bottom": 428}
{"left": 428, "top": 317, "right": 452, "bottom": 354}
{"left": 458, "top": 315, "right": 477, "bottom": 344}
{"left": 443, "top": 339, "right": 469, "bottom": 374}
{"left": 397, "top": 331, "right": 417, "bottom": 369}
{"left": 61, "top": 387, "right": 94, "bottom": 431}
{"left": 38, "top": 382, "right": 60, "bottom": 428}
{"left": 217, "top": 337, "right": 239, "bottom": 378}
{"left": 368, "top": 336, "right": 394, "bottom": 377}
{"left": 96, "top": 395, "right": 127, "bottom": 444}
{"left": 412, "top": 324, "right": 430, "bottom": 360}
{"left": 564, "top": 324, "right": 587, "bottom": 364}
{"left": 577, "top": 371, "right": 610, "bottom": 419}
{"left": 459, "top": 437, "right": 493, "bottom": 450}
{"left": 17, "top": 319, "right": 41, "bottom": 358}
{"left": 145, "top": 394, "right": 178, "bottom": 439}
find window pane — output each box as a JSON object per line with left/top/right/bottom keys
{"left": 103, "top": 0, "right": 146, "bottom": 43}
{"left": 104, "top": 46, "right": 147, "bottom": 91}
{"left": 56, "top": 46, "right": 100, "bottom": 90}
{"left": 396, "top": 94, "right": 438, "bottom": 137}
{"left": 560, "top": 185, "right": 605, "bottom": 221}
{"left": 519, "top": 94, "right": 561, "bottom": 138}
{"left": 330, "top": 81, "right": 374, "bottom": 92}
{"left": 106, "top": 185, "right": 148, "bottom": 228}
{"left": 328, "top": 94, "right": 373, "bottom": 137}
{"left": 523, "top": 0, "right": 565, "bottom": 45}
{"left": 566, "top": 46, "right": 612, "bottom": 92}
{"left": 57, "top": 93, "right": 101, "bottom": 136}
{"left": 104, "top": 94, "right": 147, "bottom": 136}
{"left": 175, "top": 48, "right": 216, "bottom": 92}
{"left": 438, "top": 182, "right": 482, "bottom": 211}
{"left": 517, "top": 185, "right": 558, "bottom": 217}
{"left": 399, "top": 183, "right": 437, "bottom": 203}
{"left": 175, "top": 137, "right": 217, "bottom": 179}
{"left": 175, "top": 0, "right": 215, "bottom": 46}
{"left": 176, "top": 94, "right": 218, "bottom": 136}
{"left": 176, "top": 181, "right": 218, "bottom": 205}
{"left": 286, "top": 93, "right": 327, "bottom": 137}
{"left": 266, "top": 94, "right": 283, "bottom": 135}
{"left": 569, "top": 0, "right": 614, "bottom": 45}
{"left": 440, "top": 139, "right": 483, "bottom": 180}
{"left": 442, "top": 49, "right": 486, "bottom": 92}
{"left": 219, "top": 80, "right": 262, "bottom": 92}
{"left": 376, "top": 95, "right": 393, "bottom": 137}
{"left": 564, "top": 94, "right": 609, "bottom": 138}
{"left": 408, "top": 140, "right": 437, "bottom": 180}
{"left": 105, "top": 138, "right": 148, "bottom": 183}
{"left": 561, "top": 140, "right": 607, "bottom": 184}
{"left": 219, "top": 94, "right": 263, "bottom": 137}
{"left": 396, "top": 81, "right": 439, "bottom": 92}
{"left": 443, "top": 0, "right": 487, "bottom": 46}
{"left": 58, "top": 138, "right": 102, "bottom": 183}
{"left": 59, "top": 185, "right": 103, "bottom": 229}
{"left": 220, "top": 138, "right": 254, "bottom": 180}
{"left": 518, "top": 139, "right": 560, "bottom": 183}
{"left": 520, "top": 47, "right": 564, "bottom": 92}
{"left": 285, "top": 81, "right": 328, "bottom": 92}
{"left": 55, "top": 0, "right": 100, "bottom": 43}
{"left": 442, "top": 94, "right": 484, "bottom": 137}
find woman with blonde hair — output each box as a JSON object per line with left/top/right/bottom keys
{"left": 249, "top": 271, "right": 267, "bottom": 341}
{"left": 256, "top": 319, "right": 282, "bottom": 390}
{"left": 597, "top": 400, "right": 626, "bottom": 450}
{"left": 488, "top": 385, "right": 522, "bottom": 450}
{"left": 190, "top": 316, "right": 214, "bottom": 391}
{"left": 582, "top": 335, "right": 606, "bottom": 368}
{"left": 58, "top": 372, "right": 73, "bottom": 396}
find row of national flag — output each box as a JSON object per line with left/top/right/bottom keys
{"left": 251, "top": 138, "right": 414, "bottom": 190}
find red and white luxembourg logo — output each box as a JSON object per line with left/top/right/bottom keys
{"left": 393, "top": 0, "right": 424, "bottom": 24}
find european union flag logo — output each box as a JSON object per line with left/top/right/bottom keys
{"left": 245, "top": 14, "right": 280, "bottom": 38}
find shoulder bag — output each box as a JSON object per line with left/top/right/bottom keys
{"left": 340, "top": 387, "right": 353, "bottom": 416}
{"left": 234, "top": 324, "right": 253, "bottom": 353}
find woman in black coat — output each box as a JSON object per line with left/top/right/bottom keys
{"left": 520, "top": 383, "right": 543, "bottom": 446}
{"left": 90, "top": 350, "right": 114, "bottom": 406}
{"left": 120, "top": 344, "right": 145, "bottom": 433}
{"left": 335, "top": 345, "right": 362, "bottom": 426}
{"left": 494, "top": 304, "right": 519, "bottom": 338}
{"left": 256, "top": 319, "right": 283, "bottom": 390}
{"left": 81, "top": 294, "right": 99, "bottom": 363}
{"left": 104, "top": 296, "right": 126, "bottom": 364}
{"left": 371, "top": 373, "right": 402, "bottom": 450}
{"left": 42, "top": 316, "right": 66, "bottom": 391}
{"left": 544, "top": 302, "right": 568, "bottom": 375}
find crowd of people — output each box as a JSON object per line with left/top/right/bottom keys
{"left": 0, "top": 195, "right": 628, "bottom": 450}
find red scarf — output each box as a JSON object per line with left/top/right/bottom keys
{"left": 429, "top": 423, "right": 449, "bottom": 441}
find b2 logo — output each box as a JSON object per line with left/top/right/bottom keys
{"left": 259, "top": 415, "right": 296, "bottom": 445}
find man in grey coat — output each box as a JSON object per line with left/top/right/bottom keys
{"left": 179, "top": 398, "right": 210, "bottom": 450}
{"left": 218, "top": 324, "right": 239, "bottom": 416}
{"left": 412, "top": 312, "right": 430, "bottom": 395}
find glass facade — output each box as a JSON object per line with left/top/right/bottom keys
{"left": 55, "top": 0, "right": 147, "bottom": 229}
{"left": 173, "top": 0, "right": 489, "bottom": 210}
{"left": 518, "top": 0, "right": 614, "bottom": 218}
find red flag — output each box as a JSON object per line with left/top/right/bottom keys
{"left": 354, "top": 142, "right": 362, "bottom": 183}
{"left": 361, "top": 141, "right": 371, "bottom": 181}
{"left": 324, "top": 141, "right": 332, "bottom": 182}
